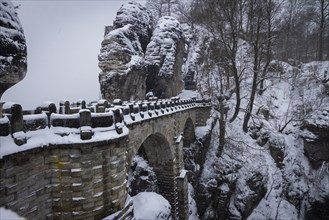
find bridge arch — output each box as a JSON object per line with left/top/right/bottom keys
{"left": 137, "top": 133, "right": 173, "bottom": 166}
{"left": 124, "top": 105, "right": 211, "bottom": 219}
{"left": 183, "top": 117, "right": 195, "bottom": 148}
{"left": 130, "top": 132, "right": 178, "bottom": 218}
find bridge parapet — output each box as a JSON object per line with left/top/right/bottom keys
{"left": 0, "top": 97, "right": 211, "bottom": 151}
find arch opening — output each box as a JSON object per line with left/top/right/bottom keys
{"left": 183, "top": 117, "right": 195, "bottom": 148}
{"left": 128, "top": 133, "right": 177, "bottom": 215}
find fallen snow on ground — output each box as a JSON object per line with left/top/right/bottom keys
{"left": 178, "top": 90, "right": 201, "bottom": 99}
{"left": 132, "top": 192, "right": 171, "bottom": 220}
{"left": 0, "top": 207, "right": 25, "bottom": 220}
{"left": 198, "top": 60, "right": 329, "bottom": 219}
{"left": 188, "top": 183, "right": 199, "bottom": 220}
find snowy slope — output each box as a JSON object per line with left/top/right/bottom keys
{"left": 197, "top": 59, "right": 329, "bottom": 219}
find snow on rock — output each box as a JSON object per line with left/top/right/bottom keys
{"left": 128, "top": 155, "right": 158, "bottom": 196}
{"left": 182, "top": 26, "right": 207, "bottom": 92}
{"left": 98, "top": 2, "right": 153, "bottom": 102}
{"left": 98, "top": 4, "right": 187, "bottom": 101}
{"left": 132, "top": 192, "right": 171, "bottom": 220}
{"left": 268, "top": 132, "right": 285, "bottom": 168}
{"left": 188, "top": 183, "right": 199, "bottom": 220}
{"left": 113, "top": 1, "right": 153, "bottom": 51}
{"left": 178, "top": 89, "right": 201, "bottom": 100}
{"left": 302, "top": 107, "right": 329, "bottom": 169}
{"left": 0, "top": 0, "right": 27, "bottom": 98}
{"left": 195, "top": 59, "right": 329, "bottom": 219}
{"left": 145, "top": 16, "right": 184, "bottom": 98}
{"left": 0, "top": 207, "right": 25, "bottom": 220}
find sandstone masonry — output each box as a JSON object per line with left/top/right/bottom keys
{"left": 0, "top": 97, "right": 211, "bottom": 220}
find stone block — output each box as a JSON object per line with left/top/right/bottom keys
{"left": 0, "top": 118, "right": 10, "bottom": 136}
{"left": 71, "top": 183, "right": 83, "bottom": 192}
{"left": 70, "top": 169, "right": 82, "bottom": 178}
{"left": 24, "top": 206, "right": 39, "bottom": 219}
{"left": 80, "top": 126, "right": 93, "bottom": 140}
{"left": 81, "top": 160, "right": 92, "bottom": 168}
{"left": 10, "top": 104, "right": 23, "bottom": 134}
{"left": 82, "top": 200, "right": 94, "bottom": 211}
{"left": 1, "top": 193, "right": 15, "bottom": 205}
{"left": 94, "top": 185, "right": 104, "bottom": 196}
{"left": 80, "top": 145, "right": 93, "bottom": 154}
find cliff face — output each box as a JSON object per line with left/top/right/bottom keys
{"left": 144, "top": 16, "right": 184, "bottom": 99}
{"left": 98, "top": 3, "right": 185, "bottom": 102}
{"left": 303, "top": 107, "right": 329, "bottom": 169}
{"left": 112, "top": 1, "right": 153, "bottom": 53}
{"left": 98, "top": 2, "right": 152, "bottom": 102}
{"left": 0, "top": 0, "right": 27, "bottom": 99}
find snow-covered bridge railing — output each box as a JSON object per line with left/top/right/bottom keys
{"left": 0, "top": 96, "right": 210, "bottom": 147}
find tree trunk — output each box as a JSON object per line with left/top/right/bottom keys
{"left": 167, "top": 0, "right": 171, "bottom": 16}
{"left": 259, "top": 0, "right": 273, "bottom": 94}
{"left": 243, "top": 10, "right": 261, "bottom": 133}
{"left": 243, "top": 60, "right": 258, "bottom": 132}
{"left": 218, "top": 103, "right": 226, "bottom": 156}
{"left": 318, "top": 0, "right": 325, "bottom": 61}
{"left": 229, "top": 64, "right": 240, "bottom": 123}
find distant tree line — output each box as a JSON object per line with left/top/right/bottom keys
{"left": 147, "top": 0, "right": 329, "bottom": 63}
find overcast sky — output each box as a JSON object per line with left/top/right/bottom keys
{"left": 2, "top": 0, "right": 145, "bottom": 109}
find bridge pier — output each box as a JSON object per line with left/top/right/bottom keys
{"left": 177, "top": 170, "right": 189, "bottom": 220}
{"left": 154, "top": 165, "right": 179, "bottom": 219}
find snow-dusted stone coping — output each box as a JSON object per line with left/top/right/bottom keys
{"left": 0, "top": 96, "right": 211, "bottom": 156}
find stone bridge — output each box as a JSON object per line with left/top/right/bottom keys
{"left": 0, "top": 97, "right": 211, "bottom": 220}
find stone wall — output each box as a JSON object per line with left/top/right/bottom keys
{"left": 0, "top": 137, "right": 130, "bottom": 220}
{"left": 0, "top": 147, "right": 51, "bottom": 219}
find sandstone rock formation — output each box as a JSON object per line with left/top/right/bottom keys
{"left": 98, "top": 2, "right": 153, "bottom": 102}
{"left": 302, "top": 107, "right": 329, "bottom": 169}
{"left": 98, "top": 3, "right": 186, "bottom": 102}
{"left": 0, "top": 0, "right": 27, "bottom": 100}
{"left": 145, "top": 16, "right": 184, "bottom": 99}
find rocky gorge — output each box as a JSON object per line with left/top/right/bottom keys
{"left": 97, "top": 2, "right": 329, "bottom": 219}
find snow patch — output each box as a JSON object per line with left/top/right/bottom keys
{"left": 0, "top": 207, "right": 25, "bottom": 220}
{"left": 132, "top": 192, "right": 171, "bottom": 220}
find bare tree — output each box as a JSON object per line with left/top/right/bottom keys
{"left": 316, "top": 0, "right": 329, "bottom": 61}
{"left": 146, "top": 0, "right": 178, "bottom": 22}
{"left": 259, "top": 0, "right": 283, "bottom": 94}
{"left": 273, "top": 0, "right": 326, "bottom": 62}
{"left": 190, "top": 0, "right": 244, "bottom": 155}
{"left": 242, "top": 0, "right": 268, "bottom": 132}
{"left": 193, "top": 0, "right": 242, "bottom": 123}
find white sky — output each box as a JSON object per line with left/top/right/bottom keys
{"left": 2, "top": 0, "right": 145, "bottom": 109}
